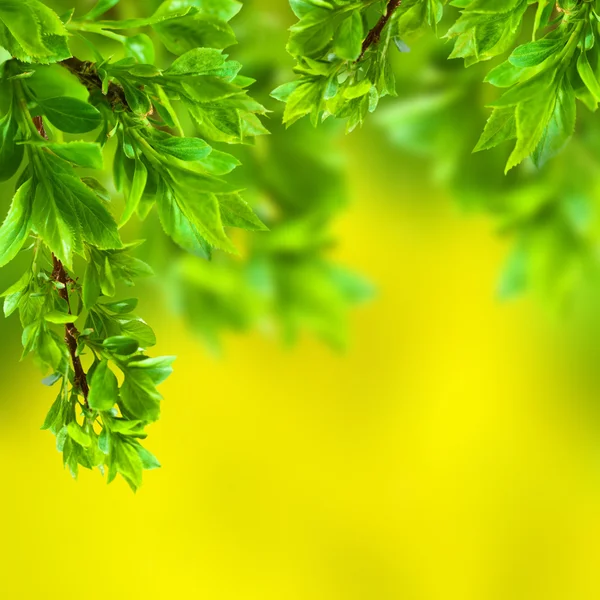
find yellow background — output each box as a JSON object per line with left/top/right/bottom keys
{"left": 1, "top": 126, "right": 600, "bottom": 598}
{"left": 2, "top": 0, "right": 600, "bottom": 596}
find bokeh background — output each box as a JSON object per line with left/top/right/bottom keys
{"left": 2, "top": 1, "right": 600, "bottom": 598}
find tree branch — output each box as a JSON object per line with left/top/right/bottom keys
{"left": 60, "top": 56, "right": 128, "bottom": 110}
{"left": 51, "top": 255, "right": 90, "bottom": 406}
{"left": 358, "top": 0, "right": 402, "bottom": 61}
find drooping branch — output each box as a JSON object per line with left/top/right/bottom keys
{"left": 358, "top": 0, "right": 402, "bottom": 61}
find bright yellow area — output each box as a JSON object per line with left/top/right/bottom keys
{"left": 1, "top": 132, "right": 600, "bottom": 599}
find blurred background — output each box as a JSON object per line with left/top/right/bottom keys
{"left": 2, "top": 0, "right": 600, "bottom": 598}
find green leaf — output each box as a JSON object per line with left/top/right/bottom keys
{"left": 88, "top": 359, "right": 119, "bottom": 411}
{"left": 124, "top": 33, "right": 155, "bottom": 64}
{"left": 44, "top": 310, "right": 76, "bottom": 324}
{"left": 112, "top": 437, "right": 143, "bottom": 491}
{"left": 39, "top": 97, "right": 102, "bottom": 134}
{"left": 157, "top": 185, "right": 235, "bottom": 255}
{"left": 164, "top": 48, "right": 239, "bottom": 77}
{"left": 82, "top": 261, "right": 101, "bottom": 309}
{"left": 99, "top": 428, "right": 110, "bottom": 454}
{"left": 505, "top": 91, "right": 555, "bottom": 172}
{"left": 120, "top": 159, "right": 147, "bottom": 227}
{"left": 82, "top": 177, "right": 110, "bottom": 202}
{"left": 219, "top": 193, "right": 267, "bottom": 231}
{"left": 271, "top": 81, "right": 302, "bottom": 103}
{"left": 32, "top": 180, "right": 78, "bottom": 268}
{"left": 0, "top": 111, "right": 24, "bottom": 181}
{"left": 491, "top": 69, "right": 556, "bottom": 108}
{"left": 509, "top": 37, "right": 564, "bottom": 68}
{"left": 67, "top": 422, "right": 91, "bottom": 447}
{"left": 474, "top": 107, "right": 516, "bottom": 152}
{"left": 152, "top": 137, "right": 212, "bottom": 161}
{"left": 281, "top": 80, "right": 322, "bottom": 126}
{"left": 86, "top": 4, "right": 194, "bottom": 30}
{"left": 577, "top": 51, "right": 600, "bottom": 102}
{"left": 121, "top": 80, "right": 152, "bottom": 116}
{"left": 102, "top": 298, "right": 138, "bottom": 314}
{"left": 127, "top": 355, "right": 175, "bottom": 385}
{"left": 119, "top": 367, "right": 162, "bottom": 422}
{"left": 103, "top": 335, "right": 139, "bottom": 355}
{"left": 333, "top": 12, "right": 363, "bottom": 61}
{"left": 532, "top": 85, "right": 576, "bottom": 168}
{"left": 117, "top": 316, "right": 156, "bottom": 348}
{"left": 0, "top": 178, "right": 33, "bottom": 268}
{"left": 485, "top": 61, "right": 526, "bottom": 88}
{"left": 152, "top": 9, "right": 237, "bottom": 54}
{"left": 52, "top": 171, "right": 121, "bottom": 250}
{"left": 32, "top": 142, "right": 104, "bottom": 170}
{"left": 83, "top": 0, "right": 121, "bottom": 20}
{"left": 0, "top": 0, "right": 71, "bottom": 64}
{"left": 2, "top": 270, "right": 31, "bottom": 317}
{"left": 195, "top": 149, "right": 239, "bottom": 176}
{"left": 137, "top": 444, "right": 161, "bottom": 470}
{"left": 107, "top": 417, "right": 144, "bottom": 435}
{"left": 101, "top": 255, "right": 116, "bottom": 296}
{"left": 343, "top": 79, "right": 372, "bottom": 100}
{"left": 41, "top": 389, "right": 65, "bottom": 433}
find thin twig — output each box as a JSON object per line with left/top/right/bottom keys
{"left": 32, "top": 115, "right": 48, "bottom": 140}
{"left": 51, "top": 255, "right": 90, "bottom": 406}
{"left": 358, "top": 0, "right": 402, "bottom": 61}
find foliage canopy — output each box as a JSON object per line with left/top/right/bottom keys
{"left": 0, "top": 0, "right": 597, "bottom": 488}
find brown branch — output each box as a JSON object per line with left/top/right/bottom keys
{"left": 51, "top": 255, "right": 90, "bottom": 406}
{"left": 358, "top": 0, "right": 402, "bottom": 61}
{"left": 60, "top": 56, "right": 128, "bottom": 110}
{"left": 32, "top": 115, "right": 48, "bottom": 140}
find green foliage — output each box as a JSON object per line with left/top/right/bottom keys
{"left": 11, "top": 0, "right": 600, "bottom": 492}
{"left": 0, "top": 0, "right": 271, "bottom": 490}
{"left": 277, "top": 0, "right": 600, "bottom": 172}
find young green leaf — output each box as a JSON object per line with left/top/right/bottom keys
{"left": 0, "top": 0, "right": 71, "bottom": 64}
{"left": 152, "top": 137, "right": 212, "bottom": 161}
{"left": 0, "top": 111, "right": 24, "bottom": 181}
{"left": 33, "top": 142, "right": 104, "bottom": 170}
{"left": 88, "top": 360, "right": 119, "bottom": 411}
{"left": 103, "top": 335, "right": 139, "bottom": 355}
{"left": 0, "top": 178, "right": 33, "bottom": 268}
{"left": 39, "top": 97, "right": 102, "bottom": 134}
